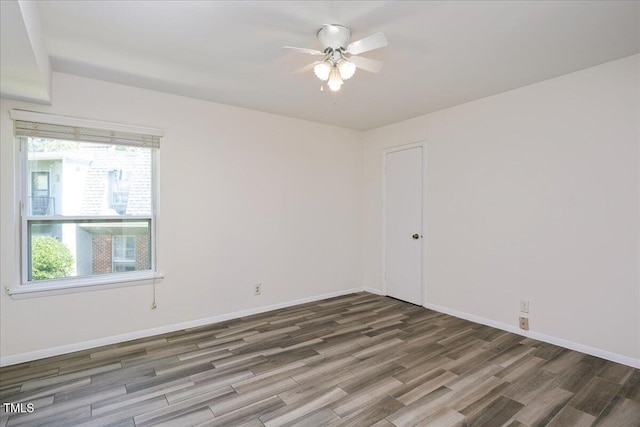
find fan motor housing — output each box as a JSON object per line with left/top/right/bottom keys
{"left": 317, "top": 25, "right": 351, "bottom": 50}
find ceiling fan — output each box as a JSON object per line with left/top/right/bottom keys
{"left": 282, "top": 24, "right": 388, "bottom": 92}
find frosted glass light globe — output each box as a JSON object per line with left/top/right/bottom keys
{"left": 338, "top": 60, "right": 356, "bottom": 80}
{"left": 313, "top": 61, "right": 331, "bottom": 81}
{"left": 327, "top": 67, "right": 343, "bottom": 91}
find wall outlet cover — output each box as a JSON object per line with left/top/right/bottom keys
{"left": 519, "top": 316, "right": 529, "bottom": 330}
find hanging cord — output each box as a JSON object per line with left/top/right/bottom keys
{"left": 151, "top": 279, "right": 157, "bottom": 309}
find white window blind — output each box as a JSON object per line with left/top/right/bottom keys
{"left": 10, "top": 109, "right": 162, "bottom": 148}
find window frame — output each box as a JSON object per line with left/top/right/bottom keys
{"left": 8, "top": 110, "right": 163, "bottom": 299}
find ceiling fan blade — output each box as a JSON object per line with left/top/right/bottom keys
{"left": 349, "top": 56, "right": 383, "bottom": 73}
{"left": 346, "top": 32, "right": 388, "bottom": 55}
{"left": 281, "top": 46, "right": 325, "bottom": 56}
{"left": 292, "top": 61, "right": 321, "bottom": 75}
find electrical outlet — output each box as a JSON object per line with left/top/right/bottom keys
{"left": 254, "top": 284, "right": 261, "bottom": 296}
{"left": 520, "top": 300, "right": 529, "bottom": 313}
{"left": 519, "top": 317, "right": 529, "bottom": 330}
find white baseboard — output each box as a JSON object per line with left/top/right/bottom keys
{"left": 423, "top": 302, "right": 640, "bottom": 369}
{"left": 0, "top": 287, "right": 363, "bottom": 367}
{"left": 3, "top": 289, "right": 638, "bottom": 370}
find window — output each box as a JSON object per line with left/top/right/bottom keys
{"left": 30, "top": 171, "right": 52, "bottom": 215}
{"left": 10, "top": 110, "right": 162, "bottom": 295}
{"left": 112, "top": 235, "right": 136, "bottom": 272}
{"left": 108, "top": 169, "right": 131, "bottom": 215}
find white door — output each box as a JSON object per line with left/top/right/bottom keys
{"left": 384, "top": 146, "right": 423, "bottom": 305}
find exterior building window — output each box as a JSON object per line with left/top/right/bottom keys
{"left": 108, "top": 170, "right": 131, "bottom": 215}
{"left": 30, "top": 171, "right": 53, "bottom": 215}
{"left": 11, "top": 110, "right": 162, "bottom": 293}
{"left": 112, "top": 235, "right": 136, "bottom": 272}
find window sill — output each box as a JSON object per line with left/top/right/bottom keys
{"left": 6, "top": 272, "right": 164, "bottom": 299}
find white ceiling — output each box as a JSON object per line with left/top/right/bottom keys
{"left": 1, "top": 1, "right": 638, "bottom": 130}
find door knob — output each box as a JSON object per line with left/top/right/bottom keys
{"left": 412, "top": 234, "right": 420, "bottom": 239}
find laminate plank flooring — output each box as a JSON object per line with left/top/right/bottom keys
{"left": 1, "top": 292, "right": 639, "bottom": 426}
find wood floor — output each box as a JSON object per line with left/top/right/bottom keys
{"left": 1, "top": 293, "right": 639, "bottom": 427}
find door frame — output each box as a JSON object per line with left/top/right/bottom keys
{"left": 382, "top": 141, "right": 427, "bottom": 305}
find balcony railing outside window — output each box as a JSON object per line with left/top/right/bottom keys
{"left": 29, "top": 196, "right": 55, "bottom": 216}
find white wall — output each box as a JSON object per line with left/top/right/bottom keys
{"left": 2, "top": 56, "right": 638, "bottom": 366}
{"left": 0, "top": 72, "right": 364, "bottom": 359}
{"left": 364, "top": 55, "right": 640, "bottom": 361}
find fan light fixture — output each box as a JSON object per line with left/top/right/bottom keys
{"left": 320, "top": 56, "right": 356, "bottom": 92}
{"left": 313, "top": 55, "right": 355, "bottom": 91}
